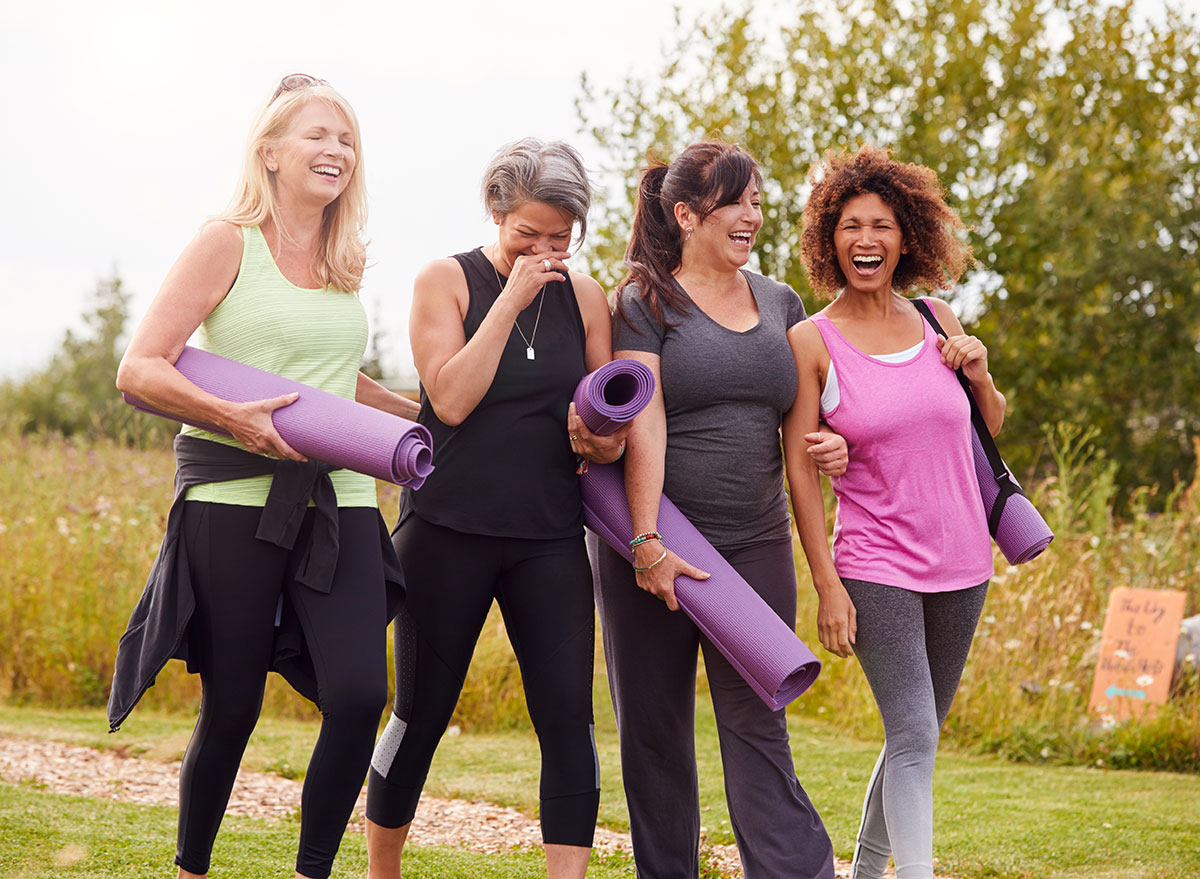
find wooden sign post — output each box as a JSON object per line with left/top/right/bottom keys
{"left": 1089, "top": 587, "right": 1187, "bottom": 720}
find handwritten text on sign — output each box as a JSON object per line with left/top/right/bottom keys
{"left": 1088, "top": 587, "right": 1186, "bottom": 720}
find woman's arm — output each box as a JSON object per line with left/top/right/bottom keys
{"left": 115, "top": 222, "right": 305, "bottom": 460}
{"left": 355, "top": 372, "right": 421, "bottom": 420}
{"left": 929, "top": 298, "right": 1006, "bottom": 436}
{"left": 783, "top": 321, "right": 856, "bottom": 657}
{"left": 615, "top": 349, "right": 709, "bottom": 611}
{"left": 565, "top": 272, "right": 629, "bottom": 464}
{"left": 411, "top": 251, "right": 570, "bottom": 426}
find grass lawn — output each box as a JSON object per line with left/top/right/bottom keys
{"left": 0, "top": 782, "right": 638, "bottom": 878}
{"left": 1, "top": 688, "right": 1198, "bottom": 879}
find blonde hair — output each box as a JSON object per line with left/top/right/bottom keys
{"left": 214, "top": 83, "right": 367, "bottom": 293}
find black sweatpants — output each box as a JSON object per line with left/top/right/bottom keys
{"left": 176, "top": 502, "right": 389, "bottom": 879}
{"left": 366, "top": 514, "right": 599, "bottom": 846}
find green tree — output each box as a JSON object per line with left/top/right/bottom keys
{"left": 577, "top": 0, "right": 1200, "bottom": 503}
{"left": 0, "top": 274, "right": 176, "bottom": 446}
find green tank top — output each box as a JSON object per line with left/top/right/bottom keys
{"left": 183, "top": 225, "right": 377, "bottom": 508}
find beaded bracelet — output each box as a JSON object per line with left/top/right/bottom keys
{"left": 632, "top": 549, "right": 668, "bottom": 572}
{"left": 629, "top": 531, "right": 663, "bottom": 549}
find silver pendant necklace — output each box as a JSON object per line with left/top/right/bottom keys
{"left": 491, "top": 255, "right": 545, "bottom": 361}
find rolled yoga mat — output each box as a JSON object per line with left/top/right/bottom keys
{"left": 572, "top": 358, "right": 655, "bottom": 436}
{"left": 572, "top": 360, "right": 821, "bottom": 711}
{"left": 972, "top": 429, "right": 1054, "bottom": 565}
{"left": 124, "top": 346, "right": 435, "bottom": 488}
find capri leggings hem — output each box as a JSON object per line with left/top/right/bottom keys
{"left": 366, "top": 516, "right": 599, "bottom": 844}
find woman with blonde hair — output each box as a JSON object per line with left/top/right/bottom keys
{"left": 112, "top": 74, "right": 416, "bottom": 879}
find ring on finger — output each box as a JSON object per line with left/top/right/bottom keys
{"left": 570, "top": 434, "right": 579, "bottom": 441}
{"left": 542, "top": 258, "right": 553, "bottom": 272}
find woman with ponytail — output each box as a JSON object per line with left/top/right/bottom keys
{"left": 593, "top": 142, "right": 844, "bottom": 879}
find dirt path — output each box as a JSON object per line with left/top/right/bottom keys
{"left": 0, "top": 733, "right": 907, "bottom": 877}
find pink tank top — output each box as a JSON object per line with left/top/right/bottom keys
{"left": 811, "top": 304, "right": 993, "bottom": 592}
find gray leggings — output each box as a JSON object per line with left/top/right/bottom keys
{"left": 840, "top": 578, "right": 988, "bottom": 879}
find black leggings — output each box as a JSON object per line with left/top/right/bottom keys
{"left": 177, "top": 502, "right": 389, "bottom": 879}
{"left": 366, "top": 515, "right": 599, "bottom": 846}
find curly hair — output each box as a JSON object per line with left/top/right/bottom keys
{"left": 799, "top": 145, "right": 972, "bottom": 300}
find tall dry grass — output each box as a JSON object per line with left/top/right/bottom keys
{"left": 2, "top": 427, "right": 1196, "bottom": 768}
{"left": 788, "top": 427, "right": 1200, "bottom": 771}
{"left": 0, "top": 432, "right": 529, "bottom": 727}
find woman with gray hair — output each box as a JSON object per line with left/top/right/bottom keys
{"left": 364, "top": 138, "right": 626, "bottom": 879}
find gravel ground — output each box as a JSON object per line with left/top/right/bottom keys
{"left": 0, "top": 733, "right": 908, "bottom": 877}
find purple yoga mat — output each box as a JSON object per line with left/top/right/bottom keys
{"left": 124, "top": 346, "right": 434, "bottom": 488}
{"left": 573, "top": 361, "right": 821, "bottom": 711}
{"left": 580, "top": 463, "right": 822, "bottom": 711}
{"left": 572, "top": 359, "right": 655, "bottom": 437}
{"left": 972, "top": 430, "right": 1054, "bottom": 564}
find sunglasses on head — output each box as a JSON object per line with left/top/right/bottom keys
{"left": 270, "top": 73, "right": 328, "bottom": 103}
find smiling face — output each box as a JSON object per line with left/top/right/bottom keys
{"left": 262, "top": 99, "right": 357, "bottom": 209}
{"left": 833, "top": 192, "right": 906, "bottom": 296}
{"left": 684, "top": 179, "right": 763, "bottom": 271}
{"left": 493, "top": 200, "right": 575, "bottom": 272}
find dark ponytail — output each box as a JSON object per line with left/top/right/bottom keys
{"left": 617, "top": 142, "right": 761, "bottom": 329}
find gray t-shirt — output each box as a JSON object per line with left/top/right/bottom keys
{"left": 614, "top": 271, "right": 806, "bottom": 549}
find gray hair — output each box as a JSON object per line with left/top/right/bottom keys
{"left": 480, "top": 138, "right": 591, "bottom": 245}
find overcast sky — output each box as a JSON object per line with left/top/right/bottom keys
{"left": 3, "top": 0, "right": 1180, "bottom": 386}
{"left": 0, "top": 0, "right": 734, "bottom": 383}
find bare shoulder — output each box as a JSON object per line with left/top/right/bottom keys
{"left": 788, "top": 315, "right": 826, "bottom": 350}
{"left": 160, "top": 220, "right": 243, "bottom": 305}
{"left": 788, "top": 317, "right": 832, "bottom": 369}
{"left": 414, "top": 257, "right": 468, "bottom": 295}
{"left": 570, "top": 270, "right": 609, "bottom": 310}
{"left": 925, "top": 296, "right": 967, "bottom": 334}
{"left": 193, "top": 220, "right": 244, "bottom": 260}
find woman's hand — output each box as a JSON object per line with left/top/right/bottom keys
{"left": 631, "top": 541, "right": 709, "bottom": 612}
{"left": 225, "top": 393, "right": 306, "bottom": 460}
{"left": 927, "top": 297, "right": 1005, "bottom": 435}
{"left": 567, "top": 403, "right": 631, "bottom": 464}
{"left": 936, "top": 333, "right": 990, "bottom": 385}
{"left": 815, "top": 580, "right": 857, "bottom": 658}
{"left": 805, "top": 427, "right": 848, "bottom": 477}
{"left": 497, "top": 250, "right": 572, "bottom": 311}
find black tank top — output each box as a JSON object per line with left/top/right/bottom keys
{"left": 401, "top": 247, "right": 587, "bottom": 538}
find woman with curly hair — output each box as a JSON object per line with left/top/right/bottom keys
{"left": 784, "top": 145, "right": 1006, "bottom": 879}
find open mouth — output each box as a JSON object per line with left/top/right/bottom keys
{"left": 312, "top": 165, "right": 342, "bottom": 180}
{"left": 851, "top": 254, "right": 883, "bottom": 275}
{"left": 729, "top": 231, "right": 753, "bottom": 246}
